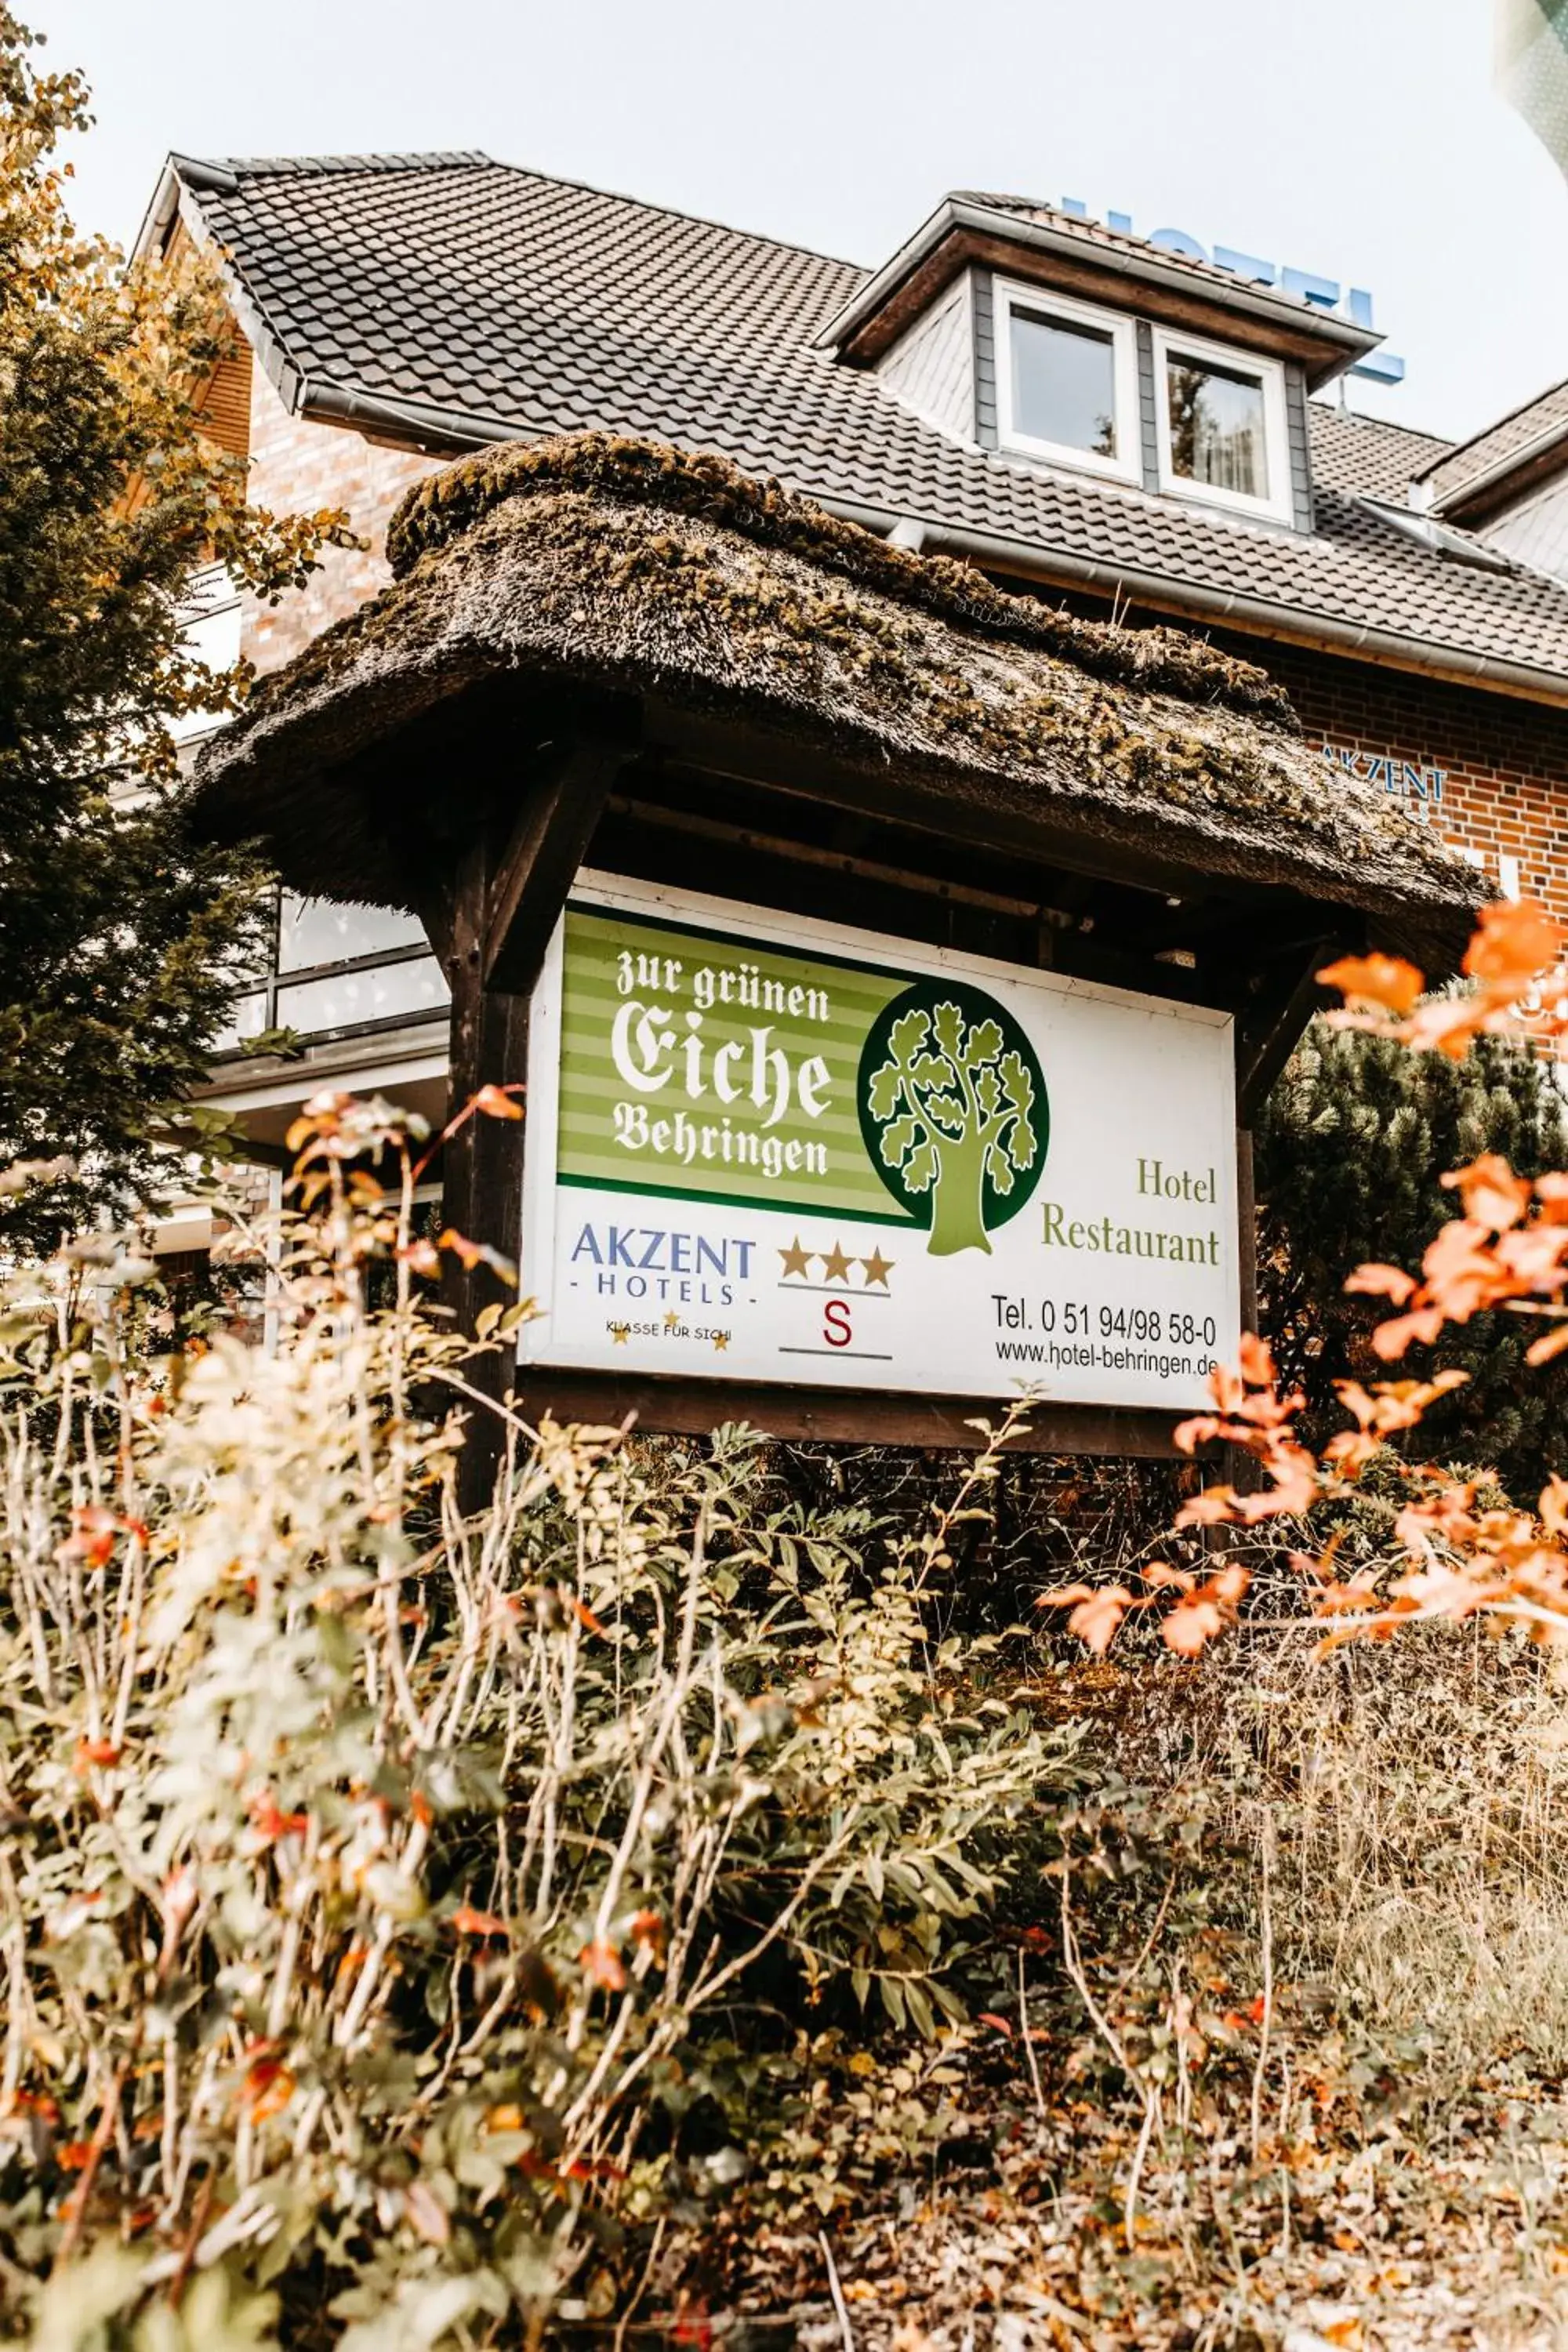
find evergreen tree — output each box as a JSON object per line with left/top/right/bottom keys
{"left": 1256, "top": 1018, "right": 1568, "bottom": 1492}
{"left": 0, "top": 12, "right": 340, "bottom": 1252}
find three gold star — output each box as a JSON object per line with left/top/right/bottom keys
{"left": 778, "top": 1236, "right": 814, "bottom": 1279}
{"left": 819, "top": 1241, "right": 854, "bottom": 1284}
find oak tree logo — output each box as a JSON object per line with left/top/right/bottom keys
{"left": 858, "top": 980, "right": 1047, "bottom": 1255}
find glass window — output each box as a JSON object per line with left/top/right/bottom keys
{"left": 995, "top": 281, "right": 1139, "bottom": 482}
{"left": 1163, "top": 352, "right": 1269, "bottom": 501}
{"left": 212, "top": 990, "right": 268, "bottom": 1054}
{"left": 1010, "top": 308, "right": 1119, "bottom": 461}
{"left": 278, "top": 894, "right": 428, "bottom": 972}
{"left": 275, "top": 956, "right": 450, "bottom": 1039}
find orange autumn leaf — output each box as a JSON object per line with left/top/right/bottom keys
{"left": 1174, "top": 1484, "right": 1243, "bottom": 1527}
{"left": 1371, "top": 1307, "right": 1446, "bottom": 1360}
{"left": 1236, "top": 1331, "right": 1276, "bottom": 1385}
{"left": 472, "top": 1083, "right": 524, "bottom": 1121}
{"left": 1162, "top": 1597, "right": 1226, "bottom": 1656}
{"left": 1462, "top": 896, "right": 1563, "bottom": 985}
{"left": 1314, "top": 1580, "right": 1385, "bottom": 1616}
{"left": 1442, "top": 1154, "right": 1534, "bottom": 1232}
{"left": 1316, "top": 952, "right": 1424, "bottom": 1017}
{"left": 437, "top": 1229, "right": 517, "bottom": 1285}
{"left": 249, "top": 1791, "right": 308, "bottom": 1842}
{"left": 450, "top": 1902, "right": 510, "bottom": 1937}
{"left": 1528, "top": 1321, "right": 1568, "bottom": 1367}
{"left": 581, "top": 1938, "right": 629, "bottom": 1992}
{"left": 977, "top": 2012, "right": 1014, "bottom": 2038}
{"left": 1065, "top": 1588, "right": 1134, "bottom": 1655}
{"left": 629, "top": 1908, "right": 665, "bottom": 1956}
{"left": 1344, "top": 1261, "right": 1417, "bottom": 1306}
{"left": 72, "top": 1737, "right": 122, "bottom": 1773}
{"left": 241, "top": 2056, "right": 295, "bottom": 2122}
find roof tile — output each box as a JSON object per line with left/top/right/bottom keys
{"left": 181, "top": 152, "right": 1568, "bottom": 688}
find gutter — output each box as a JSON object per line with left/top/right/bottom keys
{"left": 1427, "top": 415, "right": 1568, "bottom": 524}
{"left": 814, "top": 492, "right": 1568, "bottom": 712}
{"left": 300, "top": 379, "right": 506, "bottom": 453}
{"left": 231, "top": 367, "right": 1568, "bottom": 713}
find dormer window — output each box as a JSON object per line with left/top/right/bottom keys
{"left": 1152, "top": 328, "right": 1291, "bottom": 524}
{"left": 995, "top": 281, "right": 1141, "bottom": 485}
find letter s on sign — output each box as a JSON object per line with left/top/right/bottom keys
{"left": 823, "top": 1299, "right": 853, "bottom": 1349}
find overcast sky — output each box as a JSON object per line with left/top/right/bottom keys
{"left": 34, "top": 0, "right": 1568, "bottom": 446}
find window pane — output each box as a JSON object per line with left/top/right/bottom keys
{"left": 278, "top": 893, "right": 427, "bottom": 972}
{"left": 212, "top": 991, "right": 268, "bottom": 1053}
{"left": 1166, "top": 355, "right": 1269, "bottom": 499}
{"left": 276, "top": 956, "right": 450, "bottom": 1039}
{"left": 1010, "top": 309, "right": 1119, "bottom": 457}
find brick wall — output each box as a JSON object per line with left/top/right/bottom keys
{"left": 1047, "top": 579, "right": 1568, "bottom": 921}
{"left": 1245, "top": 637, "right": 1568, "bottom": 917}
{"left": 241, "top": 356, "right": 441, "bottom": 674}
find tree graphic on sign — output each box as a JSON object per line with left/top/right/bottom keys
{"left": 862, "top": 990, "right": 1043, "bottom": 1256}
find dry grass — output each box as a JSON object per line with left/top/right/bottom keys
{"left": 1177, "top": 1624, "right": 1568, "bottom": 2105}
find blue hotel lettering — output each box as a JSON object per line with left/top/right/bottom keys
{"left": 570, "top": 1221, "right": 753, "bottom": 1306}
{"left": 1323, "top": 743, "right": 1446, "bottom": 807}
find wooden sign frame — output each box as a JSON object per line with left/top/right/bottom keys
{"left": 417, "top": 699, "right": 1338, "bottom": 1490}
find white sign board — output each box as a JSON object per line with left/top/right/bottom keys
{"left": 519, "top": 875, "right": 1240, "bottom": 1410}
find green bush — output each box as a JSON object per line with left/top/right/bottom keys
{"left": 1255, "top": 1018, "right": 1568, "bottom": 1490}
{"left": 0, "top": 1099, "right": 1074, "bottom": 2348}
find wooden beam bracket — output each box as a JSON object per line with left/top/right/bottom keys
{"left": 1234, "top": 938, "right": 1340, "bottom": 1124}
{"left": 484, "top": 719, "right": 638, "bottom": 996}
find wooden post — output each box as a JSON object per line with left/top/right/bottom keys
{"left": 1235, "top": 1125, "right": 1258, "bottom": 1337}
{"left": 433, "top": 725, "right": 631, "bottom": 1509}
{"left": 441, "top": 833, "right": 530, "bottom": 1508}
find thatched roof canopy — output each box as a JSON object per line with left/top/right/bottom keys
{"left": 191, "top": 432, "right": 1482, "bottom": 968}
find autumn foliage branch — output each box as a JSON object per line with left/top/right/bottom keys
{"left": 1047, "top": 894, "right": 1568, "bottom": 1661}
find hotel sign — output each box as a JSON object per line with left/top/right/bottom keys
{"left": 519, "top": 877, "right": 1240, "bottom": 1412}
{"left": 1323, "top": 740, "right": 1446, "bottom": 808}
{"left": 1058, "top": 196, "right": 1406, "bottom": 386}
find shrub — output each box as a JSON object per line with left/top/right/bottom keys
{"left": 1256, "top": 1016, "right": 1568, "bottom": 1490}
{"left": 0, "top": 1096, "right": 1073, "bottom": 2347}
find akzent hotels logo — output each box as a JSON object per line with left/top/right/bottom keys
{"left": 858, "top": 980, "right": 1048, "bottom": 1256}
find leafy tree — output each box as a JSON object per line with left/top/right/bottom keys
{"left": 0, "top": 11, "right": 342, "bottom": 1252}
{"left": 1255, "top": 1016, "right": 1568, "bottom": 1490}
{"left": 864, "top": 991, "right": 1041, "bottom": 1256}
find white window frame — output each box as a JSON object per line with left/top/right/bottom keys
{"left": 1151, "top": 325, "right": 1294, "bottom": 525}
{"left": 994, "top": 278, "right": 1142, "bottom": 485}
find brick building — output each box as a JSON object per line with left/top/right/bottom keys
{"left": 135, "top": 151, "right": 1568, "bottom": 1144}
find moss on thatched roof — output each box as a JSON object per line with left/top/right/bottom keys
{"left": 385, "top": 434, "right": 1298, "bottom": 721}
{"left": 192, "top": 432, "right": 1482, "bottom": 965}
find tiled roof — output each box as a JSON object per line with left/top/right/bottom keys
{"left": 1417, "top": 377, "right": 1568, "bottom": 509}
{"left": 1306, "top": 405, "right": 1454, "bottom": 503}
{"left": 952, "top": 191, "right": 1355, "bottom": 325}
{"left": 176, "top": 151, "right": 1568, "bottom": 695}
